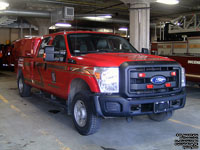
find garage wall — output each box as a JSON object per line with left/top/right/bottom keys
{"left": 0, "top": 28, "right": 10, "bottom": 44}
{"left": 10, "top": 29, "right": 19, "bottom": 42}
{"left": 0, "top": 28, "right": 38, "bottom": 44}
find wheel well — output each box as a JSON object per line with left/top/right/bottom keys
{"left": 67, "top": 78, "right": 90, "bottom": 115}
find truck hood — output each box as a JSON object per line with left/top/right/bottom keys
{"left": 72, "top": 53, "right": 174, "bottom": 67}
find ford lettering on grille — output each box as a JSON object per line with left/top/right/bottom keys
{"left": 151, "top": 76, "right": 166, "bottom": 84}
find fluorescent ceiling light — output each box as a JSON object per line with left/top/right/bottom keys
{"left": 0, "top": 2, "right": 9, "bottom": 10}
{"left": 98, "top": 15, "right": 112, "bottom": 19}
{"left": 119, "top": 27, "right": 128, "bottom": 31}
{"left": 84, "top": 15, "right": 112, "bottom": 21}
{"left": 156, "top": 0, "right": 179, "bottom": 5}
{"left": 55, "top": 23, "right": 71, "bottom": 27}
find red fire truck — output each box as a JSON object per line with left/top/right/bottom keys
{"left": 16, "top": 31, "right": 186, "bottom": 135}
{"left": 0, "top": 44, "right": 15, "bottom": 68}
{"left": 151, "top": 37, "right": 200, "bottom": 83}
{"left": 12, "top": 38, "right": 41, "bottom": 72}
{"left": 0, "top": 44, "right": 3, "bottom": 67}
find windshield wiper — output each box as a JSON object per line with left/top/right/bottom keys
{"left": 73, "top": 49, "right": 134, "bottom": 56}
{"left": 114, "top": 49, "right": 134, "bottom": 53}
{"left": 96, "top": 49, "right": 113, "bottom": 53}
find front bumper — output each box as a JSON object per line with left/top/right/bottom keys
{"left": 93, "top": 89, "right": 186, "bottom": 117}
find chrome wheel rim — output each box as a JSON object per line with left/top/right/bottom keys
{"left": 74, "top": 100, "right": 87, "bottom": 127}
{"left": 18, "top": 78, "right": 23, "bottom": 93}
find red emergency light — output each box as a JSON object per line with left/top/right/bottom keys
{"left": 147, "top": 84, "right": 154, "bottom": 89}
{"left": 165, "top": 83, "right": 171, "bottom": 87}
{"left": 171, "top": 71, "right": 176, "bottom": 76}
{"left": 138, "top": 73, "right": 146, "bottom": 78}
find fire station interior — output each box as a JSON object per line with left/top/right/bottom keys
{"left": 0, "top": 0, "right": 200, "bottom": 150}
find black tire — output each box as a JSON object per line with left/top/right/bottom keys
{"left": 72, "top": 91, "right": 101, "bottom": 135}
{"left": 148, "top": 111, "right": 173, "bottom": 121}
{"left": 17, "top": 74, "right": 31, "bottom": 97}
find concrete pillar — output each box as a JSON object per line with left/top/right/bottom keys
{"left": 20, "top": 19, "right": 23, "bottom": 38}
{"left": 38, "top": 25, "right": 49, "bottom": 35}
{"left": 121, "top": 0, "right": 150, "bottom": 51}
{"left": 150, "top": 23, "right": 157, "bottom": 42}
{"left": 25, "top": 18, "right": 51, "bottom": 36}
{"left": 29, "top": 24, "right": 32, "bottom": 36}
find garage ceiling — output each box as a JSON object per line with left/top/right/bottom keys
{"left": 1, "top": 0, "right": 200, "bottom": 29}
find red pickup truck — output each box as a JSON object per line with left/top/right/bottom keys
{"left": 17, "top": 31, "right": 186, "bottom": 135}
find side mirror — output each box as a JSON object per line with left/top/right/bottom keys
{"left": 44, "top": 46, "right": 67, "bottom": 62}
{"left": 141, "top": 48, "right": 149, "bottom": 54}
{"left": 44, "top": 46, "right": 56, "bottom": 61}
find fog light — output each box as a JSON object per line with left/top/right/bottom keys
{"left": 131, "top": 105, "right": 141, "bottom": 112}
{"left": 106, "top": 102, "right": 121, "bottom": 112}
{"left": 171, "top": 100, "right": 181, "bottom": 107}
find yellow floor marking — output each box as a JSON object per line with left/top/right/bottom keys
{"left": 56, "top": 139, "right": 71, "bottom": 150}
{"left": 0, "top": 94, "right": 9, "bottom": 103}
{"left": 39, "top": 130, "right": 49, "bottom": 136}
{"left": 10, "top": 104, "right": 21, "bottom": 112}
{"left": 0, "top": 93, "right": 69, "bottom": 150}
{"left": 169, "top": 119, "right": 200, "bottom": 130}
{"left": 10, "top": 104, "right": 28, "bottom": 118}
{"left": 20, "top": 113, "right": 28, "bottom": 118}
{"left": 39, "top": 130, "right": 70, "bottom": 150}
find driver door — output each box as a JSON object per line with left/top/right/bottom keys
{"left": 43, "top": 34, "right": 68, "bottom": 97}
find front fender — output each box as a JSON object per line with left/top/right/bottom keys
{"left": 68, "top": 73, "right": 100, "bottom": 93}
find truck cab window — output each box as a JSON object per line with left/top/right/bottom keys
{"left": 52, "top": 35, "right": 67, "bottom": 62}
{"left": 38, "top": 37, "right": 51, "bottom": 57}
{"left": 67, "top": 33, "right": 138, "bottom": 55}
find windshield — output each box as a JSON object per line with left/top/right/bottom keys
{"left": 67, "top": 33, "right": 138, "bottom": 55}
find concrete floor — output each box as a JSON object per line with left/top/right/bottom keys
{"left": 0, "top": 70, "right": 199, "bottom": 150}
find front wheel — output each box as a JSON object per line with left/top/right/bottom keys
{"left": 17, "top": 74, "right": 31, "bottom": 97}
{"left": 148, "top": 111, "right": 173, "bottom": 121}
{"left": 72, "top": 91, "right": 101, "bottom": 135}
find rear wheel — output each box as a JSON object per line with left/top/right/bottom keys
{"left": 17, "top": 74, "right": 31, "bottom": 97}
{"left": 148, "top": 111, "right": 173, "bottom": 121}
{"left": 72, "top": 91, "right": 101, "bottom": 135}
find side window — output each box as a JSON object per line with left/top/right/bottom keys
{"left": 52, "top": 35, "right": 67, "bottom": 62}
{"left": 38, "top": 37, "right": 51, "bottom": 57}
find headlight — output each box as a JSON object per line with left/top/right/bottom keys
{"left": 94, "top": 67, "right": 119, "bottom": 93}
{"left": 181, "top": 67, "right": 186, "bottom": 87}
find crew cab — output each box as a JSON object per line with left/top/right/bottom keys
{"left": 17, "top": 31, "right": 186, "bottom": 135}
